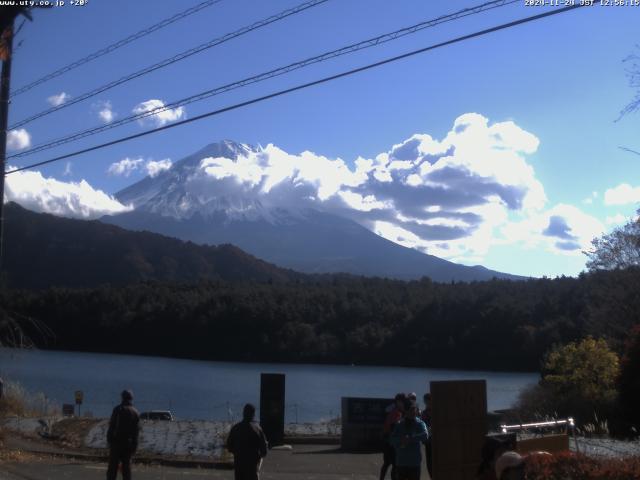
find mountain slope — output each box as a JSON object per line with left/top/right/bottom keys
{"left": 106, "top": 207, "right": 515, "bottom": 281}
{"left": 105, "top": 140, "right": 522, "bottom": 282}
{"left": 3, "top": 202, "right": 301, "bottom": 289}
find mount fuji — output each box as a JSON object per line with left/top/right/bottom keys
{"left": 103, "top": 140, "right": 521, "bottom": 282}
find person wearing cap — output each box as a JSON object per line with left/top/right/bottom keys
{"left": 495, "top": 451, "right": 525, "bottom": 480}
{"left": 226, "top": 403, "right": 268, "bottom": 480}
{"left": 380, "top": 393, "right": 406, "bottom": 480}
{"left": 106, "top": 390, "right": 140, "bottom": 480}
{"left": 389, "top": 399, "right": 429, "bottom": 480}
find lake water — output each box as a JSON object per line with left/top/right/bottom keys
{"left": 0, "top": 348, "right": 538, "bottom": 422}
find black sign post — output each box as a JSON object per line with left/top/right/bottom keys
{"left": 260, "top": 373, "right": 285, "bottom": 447}
{"left": 75, "top": 390, "right": 83, "bottom": 417}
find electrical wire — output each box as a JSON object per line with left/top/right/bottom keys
{"left": 10, "top": 0, "right": 225, "bottom": 97}
{"left": 5, "top": 4, "right": 586, "bottom": 176}
{"left": 8, "top": 0, "right": 330, "bottom": 129}
{"left": 8, "top": 0, "right": 519, "bottom": 160}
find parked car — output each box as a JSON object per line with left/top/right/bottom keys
{"left": 139, "top": 410, "right": 174, "bottom": 421}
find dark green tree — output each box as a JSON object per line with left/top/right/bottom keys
{"left": 618, "top": 325, "right": 640, "bottom": 435}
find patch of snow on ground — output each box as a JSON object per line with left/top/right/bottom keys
{"left": 1, "top": 416, "right": 59, "bottom": 436}
{"left": 85, "top": 419, "right": 229, "bottom": 457}
{"left": 572, "top": 437, "right": 640, "bottom": 458}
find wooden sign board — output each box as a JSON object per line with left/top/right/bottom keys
{"left": 431, "top": 380, "right": 487, "bottom": 480}
{"left": 62, "top": 404, "right": 75, "bottom": 416}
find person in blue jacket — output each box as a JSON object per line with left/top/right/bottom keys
{"left": 390, "top": 399, "right": 430, "bottom": 480}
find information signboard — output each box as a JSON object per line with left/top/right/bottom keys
{"left": 341, "top": 397, "right": 392, "bottom": 451}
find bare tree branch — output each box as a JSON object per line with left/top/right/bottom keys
{"left": 618, "top": 45, "right": 640, "bottom": 119}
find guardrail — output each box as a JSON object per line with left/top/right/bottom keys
{"left": 499, "top": 417, "right": 579, "bottom": 453}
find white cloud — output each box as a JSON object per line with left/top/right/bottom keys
{"left": 63, "top": 162, "right": 72, "bottom": 177}
{"left": 7, "top": 112, "right": 601, "bottom": 268}
{"left": 4, "top": 168, "right": 132, "bottom": 219}
{"left": 173, "top": 114, "right": 555, "bottom": 263}
{"left": 501, "top": 204, "right": 604, "bottom": 256}
{"left": 146, "top": 159, "right": 172, "bottom": 177}
{"left": 582, "top": 191, "right": 598, "bottom": 205}
{"left": 108, "top": 158, "right": 144, "bottom": 177}
{"left": 97, "top": 101, "right": 116, "bottom": 123}
{"left": 47, "top": 92, "right": 70, "bottom": 107}
{"left": 604, "top": 183, "right": 640, "bottom": 206}
{"left": 132, "top": 99, "right": 185, "bottom": 127}
{"left": 108, "top": 157, "right": 173, "bottom": 178}
{"left": 7, "top": 129, "right": 31, "bottom": 151}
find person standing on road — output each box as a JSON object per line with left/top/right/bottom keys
{"left": 421, "top": 393, "right": 433, "bottom": 479}
{"left": 380, "top": 393, "right": 406, "bottom": 480}
{"left": 106, "top": 389, "right": 140, "bottom": 480}
{"left": 390, "top": 399, "right": 429, "bottom": 480}
{"left": 226, "top": 403, "right": 268, "bottom": 480}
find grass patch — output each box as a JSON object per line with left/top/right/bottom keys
{"left": 0, "top": 380, "right": 57, "bottom": 418}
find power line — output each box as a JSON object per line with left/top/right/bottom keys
{"left": 8, "top": 0, "right": 330, "bottom": 129}
{"left": 10, "top": 0, "right": 225, "bottom": 98}
{"left": 5, "top": 4, "right": 586, "bottom": 176}
{"left": 619, "top": 146, "right": 640, "bottom": 157}
{"left": 9, "top": 0, "right": 520, "bottom": 160}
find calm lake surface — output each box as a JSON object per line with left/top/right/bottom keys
{"left": 0, "top": 348, "right": 538, "bottom": 422}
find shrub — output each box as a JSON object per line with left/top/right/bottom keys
{"left": 0, "top": 380, "right": 57, "bottom": 418}
{"left": 618, "top": 325, "right": 640, "bottom": 436}
{"left": 525, "top": 452, "right": 640, "bottom": 480}
{"left": 514, "top": 338, "right": 620, "bottom": 427}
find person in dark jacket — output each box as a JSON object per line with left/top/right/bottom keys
{"left": 380, "top": 392, "right": 406, "bottom": 480}
{"left": 226, "top": 403, "right": 268, "bottom": 480}
{"left": 106, "top": 390, "right": 140, "bottom": 480}
{"left": 421, "top": 393, "right": 433, "bottom": 479}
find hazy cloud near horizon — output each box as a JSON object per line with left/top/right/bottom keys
{"left": 4, "top": 168, "right": 132, "bottom": 219}
{"left": 3, "top": 113, "right": 609, "bottom": 264}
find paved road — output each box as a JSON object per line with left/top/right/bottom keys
{"left": 0, "top": 444, "right": 431, "bottom": 480}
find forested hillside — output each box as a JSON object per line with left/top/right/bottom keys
{"left": 2, "top": 202, "right": 303, "bottom": 288}
{"left": 3, "top": 267, "right": 638, "bottom": 371}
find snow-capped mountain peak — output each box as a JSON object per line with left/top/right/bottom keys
{"left": 115, "top": 140, "right": 301, "bottom": 225}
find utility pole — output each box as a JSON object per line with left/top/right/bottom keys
{"left": 0, "top": 16, "right": 14, "bottom": 275}
{"left": 0, "top": 6, "right": 35, "bottom": 275}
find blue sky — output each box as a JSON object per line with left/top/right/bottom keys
{"left": 4, "top": 0, "right": 640, "bottom": 277}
